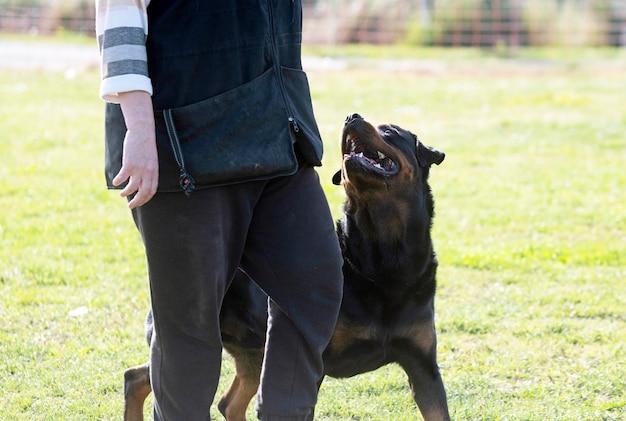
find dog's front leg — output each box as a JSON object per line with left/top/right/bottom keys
{"left": 409, "top": 369, "right": 450, "bottom": 421}
{"left": 400, "top": 351, "right": 450, "bottom": 421}
{"left": 397, "top": 319, "right": 450, "bottom": 421}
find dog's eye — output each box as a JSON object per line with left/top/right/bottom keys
{"left": 384, "top": 128, "right": 397, "bottom": 136}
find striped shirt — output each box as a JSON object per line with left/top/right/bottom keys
{"left": 96, "top": 0, "right": 153, "bottom": 103}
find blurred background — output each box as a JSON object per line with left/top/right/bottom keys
{"left": 1, "top": 0, "right": 625, "bottom": 48}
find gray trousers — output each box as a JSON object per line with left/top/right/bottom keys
{"left": 131, "top": 165, "right": 343, "bottom": 420}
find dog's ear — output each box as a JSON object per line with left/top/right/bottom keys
{"left": 332, "top": 169, "right": 342, "bottom": 185}
{"left": 416, "top": 139, "right": 445, "bottom": 167}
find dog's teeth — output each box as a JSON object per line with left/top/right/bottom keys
{"left": 377, "top": 151, "right": 386, "bottom": 160}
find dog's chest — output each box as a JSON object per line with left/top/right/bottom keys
{"left": 329, "top": 298, "right": 434, "bottom": 354}
{"left": 324, "top": 301, "right": 435, "bottom": 379}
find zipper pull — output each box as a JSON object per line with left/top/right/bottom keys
{"left": 179, "top": 170, "right": 195, "bottom": 196}
{"left": 288, "top": 116, "right": 300, "bottom": 133}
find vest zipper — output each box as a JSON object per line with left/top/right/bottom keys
{"left": 288, "top": 116, "right": 299, "bottom": 133}
{"left": 267, "top": 0, "right": 299, "bottom": 134}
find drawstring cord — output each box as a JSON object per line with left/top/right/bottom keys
{"left": 163, "top": 109, "right": 195, "bottom": 195}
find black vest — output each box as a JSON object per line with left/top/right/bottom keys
{"left": 104, "top": 0, "right": 323, "bottom": 192}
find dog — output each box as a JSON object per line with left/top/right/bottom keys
{"left": 123, "top": 114, "right": 449, "bottom": 421}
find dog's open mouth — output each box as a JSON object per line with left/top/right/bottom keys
{"left": 343, "top": 134, "right": 398, "bottom": 176}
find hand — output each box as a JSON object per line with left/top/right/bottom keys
{"left": 114, "top": 91, "right": 159, "bottom": 209}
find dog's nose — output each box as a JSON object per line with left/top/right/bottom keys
{"left": 345, "top": 113, "right": 363, "bottom": 124}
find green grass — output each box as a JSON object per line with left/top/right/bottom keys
{"left": 1, "top": 42, "right": 625, "bottom": 420}
{"left": 0, "top": 29, "right": 96, "bottom": 46}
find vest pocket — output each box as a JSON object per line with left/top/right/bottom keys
{"left": 155, "top": 67, "right": 298, "bottom": 192}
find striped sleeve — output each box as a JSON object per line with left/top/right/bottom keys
{"left": 96, "top": 0, "right": 152, "bottom": 103}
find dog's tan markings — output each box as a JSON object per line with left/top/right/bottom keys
{"left": 328, "top": 318, "right": 380, "bottom": 354}
{"left": 327, "top": 318, "right": 356, "bottom": 354}
{"left": 398, "top": 322, "right": 437, "bottom": 354}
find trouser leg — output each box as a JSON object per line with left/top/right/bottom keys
{"left": 131, "top": 185, "right": 259, "bottom": 421}
{"left": 240, "top": 166, "right": 343, "bottom": 420}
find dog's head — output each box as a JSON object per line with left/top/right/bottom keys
{"left": 333, "top": 114, "right": 444, "bottom": 206}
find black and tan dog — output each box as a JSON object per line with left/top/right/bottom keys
{"left": 123, "top": 114, "right": 449, "bottom": 421}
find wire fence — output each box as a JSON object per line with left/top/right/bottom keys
{"left": 0, "top": 1, "right": 93, "bottom": 35}
{"left": 303, "top": 0, "right": 626, "bottom": 47}
{"left": 1, "top": 0, "right": 625, "bottom": 47}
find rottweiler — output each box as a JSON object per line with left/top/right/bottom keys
{"left": 123, "top": 114, "right": 449, "bottom": 421}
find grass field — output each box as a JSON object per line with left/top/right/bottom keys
{"left": 1, "top": 39, "right": 625, "bottom": 420}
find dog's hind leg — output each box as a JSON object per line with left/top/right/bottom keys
{"left": 123, "top": 362, "right": 152, "bottom": 421}
{"left": 218, "top": 347, "right": 264, "bottom": 421}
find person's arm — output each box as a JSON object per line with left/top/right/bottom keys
{"left": 96, "top": 0, "right": 158, "bottom": 208}
{"left": 115, "top": 91, "right": 158, "bottom": 209}
{"left": 96, "top": 0, "right": 152, "bottom": 102}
